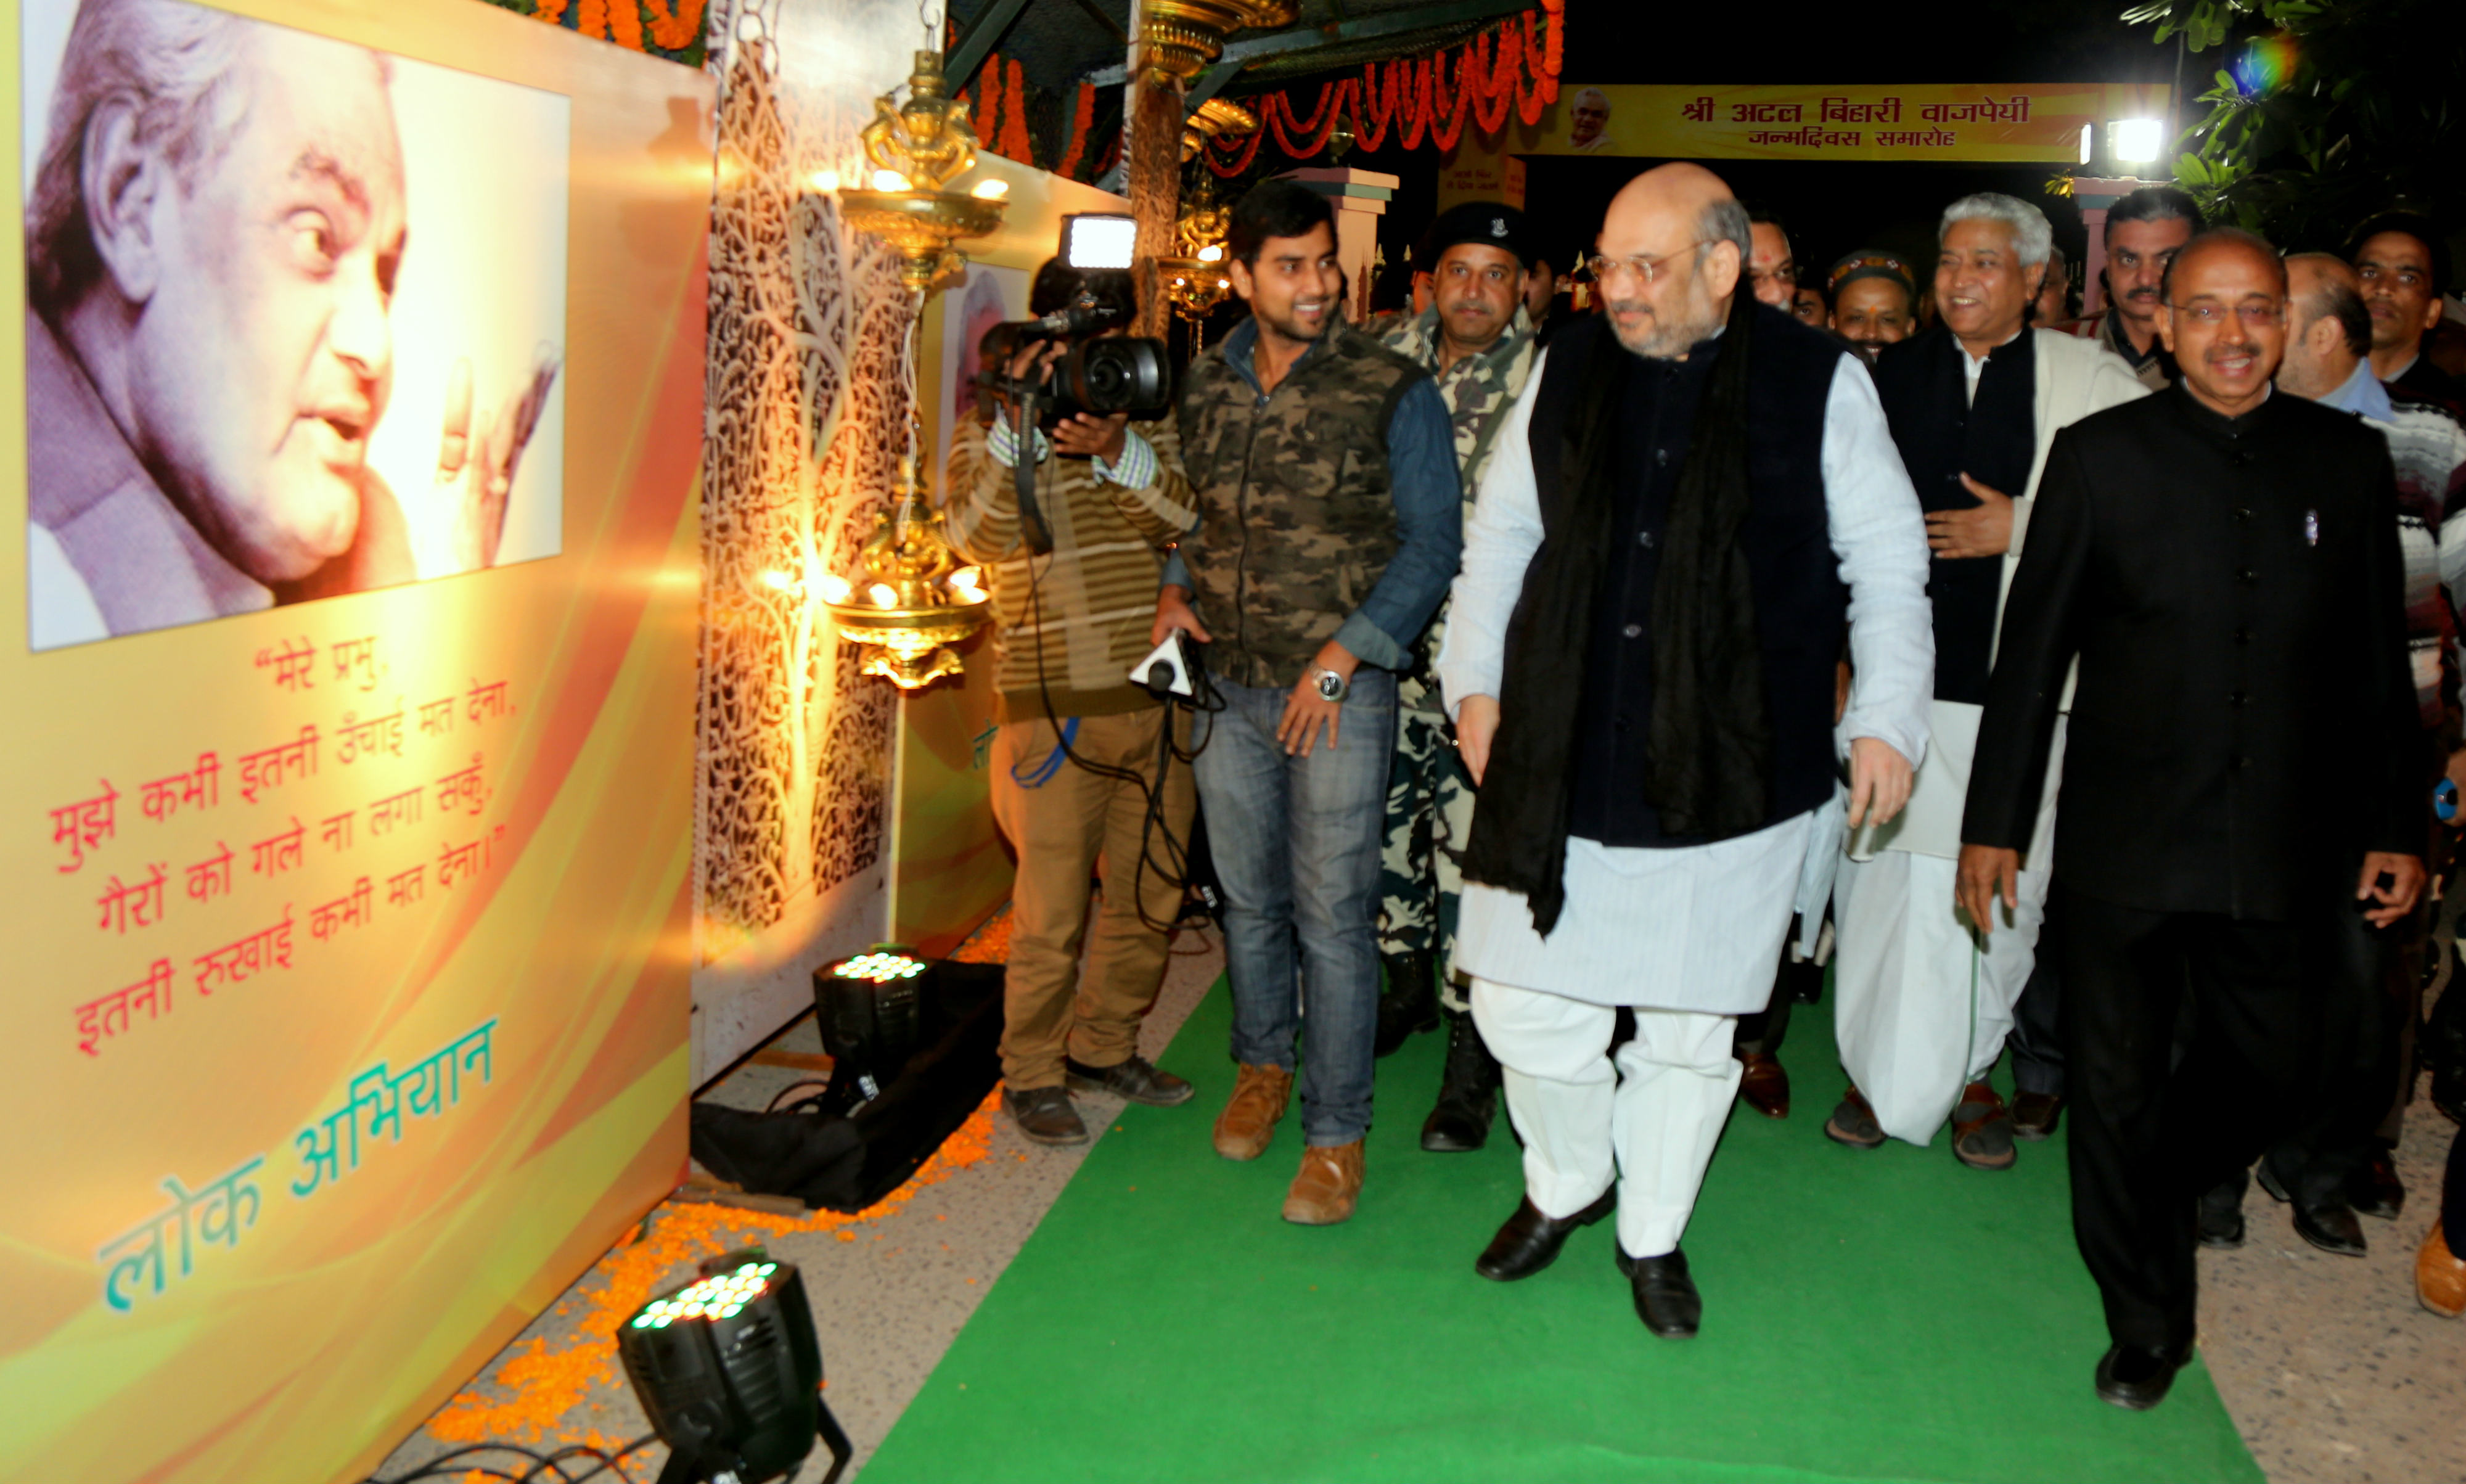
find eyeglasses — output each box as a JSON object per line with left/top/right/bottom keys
{"left": 2166, "top": 300, "right": 2285, "bottom": 327}
{"left": 1586, "top": 240, "right": 1714, "bottom": 287}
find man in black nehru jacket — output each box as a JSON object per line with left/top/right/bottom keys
{"left": 1959, "top": 228, "right": 2424, "bottom": 1410}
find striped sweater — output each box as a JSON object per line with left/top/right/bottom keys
{"left": 2384, "top": 389, "right": 2466, "bottom": 732}
{"left": 942, "top": 413, "right": 1198, "bottom": 723}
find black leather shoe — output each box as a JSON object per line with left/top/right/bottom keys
{"left": 1065, "top": 1054, "right": 1195, "bottom": 1107}
{"left": 1475, "top": 1191, "right": 1615, "bottom": 1281}
{"left": 2346, "top": 1153, "right": 2406, "bottom": 1221}
{"left": 2197, "top": 1176, "right": 2246, "bottom": 1250}
{"left": 1002, "top": 1086, "right": 1089, "bottom": 1146}
{"left": 1375, "top": 950, "right": 1439, "bottom": 1057}
{"left": 1422, "top": 1009, "right": 1501, "bottom": 1152}
{"left": 2094, "top": 1343, "right": 2190, "bottom": 1410}
{"left": 2010, "top": 1091, "right": 2065, "bottom": 1141}
{"left": 2256, "top": 1160, "right": 2367, "bottom": 1257}
{"left": 1613, "top": 1245, "right": 1702, "bottom": 1338}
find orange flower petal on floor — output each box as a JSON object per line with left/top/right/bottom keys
{"left": 429, "top": 1094, "right": 999, "bottom": 1446}
{"left": 427, "top": 906, "right": 1010, "bottom": 1448}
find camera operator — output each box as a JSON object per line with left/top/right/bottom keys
{"left": 1155, "top": 179, "right": 1463, "bottom": 1225}
{"left": 943, "top": 261, "right": 1202, "bottom": 1149}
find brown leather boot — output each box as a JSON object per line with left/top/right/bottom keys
{"left": 2420, "top": 1220, "right": 2465, "bottom": 1318}
{"left": 1212, "top": 1063, "right": 1293, "bottom": 1162}
{"left": 1282, "top": 1140, "right": 1365, "bottom": 1225}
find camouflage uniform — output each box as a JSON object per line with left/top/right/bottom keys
{"left": 1373, "top": 303, "right": 1538, "bottom": 1008}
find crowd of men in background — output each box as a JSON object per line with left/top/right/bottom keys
{"left": 945, "top": 163, "right": 2466, "bottom": 1411}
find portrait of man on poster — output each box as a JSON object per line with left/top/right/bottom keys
{"left": 22, "top": 0, "right": 563, "bottom": 650}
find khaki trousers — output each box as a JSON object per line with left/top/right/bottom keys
{"left": 989, "top": 707, "right": 1194, "bottom": 1089}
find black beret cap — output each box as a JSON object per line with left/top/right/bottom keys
{"left": 1417, "top": 202, "right": 1538, "bottom": 271}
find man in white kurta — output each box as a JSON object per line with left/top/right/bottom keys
{"left": 1830, "top": 195, "right": 2149, "bottom": 1166}
{"left": 1437, "top": 166, "right": 1934, "bottom": 1338}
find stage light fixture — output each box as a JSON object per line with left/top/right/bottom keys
{"left": 2107, "top": 117, "right": 2163, "bottom": 166}
{"left": 617, "top": 1248, "right": 853, "bottom": 1484}
{"left": 810, "top": 946, "right": 938, "bottom": 1116}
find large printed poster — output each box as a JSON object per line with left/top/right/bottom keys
{"left": 20, "top": 0, "right": 571, "bottom": 649}
{"left": 0, "top": 1, "right": 711, "bottom": 1480}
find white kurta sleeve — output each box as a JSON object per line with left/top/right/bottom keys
{"left": 1821, "top": 352, "right": 1935, "bottom": 769}
{"left": 1433, "top": 346, "right": 1550, "bottom": 720}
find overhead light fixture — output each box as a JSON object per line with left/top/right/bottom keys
{"left": 2107, "top": 117, "right": 2163, "bottom": 167}
{"left": 618, "top": 1250, "right": 853, "bottom": 1484}
{"left": 817, "top": 28, "right": 999, "bottom": 689}
{"left": 822, "top": 457, "right": 991, "bottom": 689}
{"left": 1156, "top": 182, "right": 1237, "bottom": 350}
{"left": 835, "top": 49, "right": 1007, "bottom": 295}
{"left": 2078, "top": 123, "right": 2094, "bottom": 167}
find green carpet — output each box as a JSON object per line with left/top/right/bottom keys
{"left": 859, "top": 978, "right": 2264, "bottom": 1484}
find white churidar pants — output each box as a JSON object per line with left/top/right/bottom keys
{"left": 1470, "top": 977, "right": 1740, "bottom": 1260}
{"left": 1830, "top": 847, "right": 2051, "bottom": 1145}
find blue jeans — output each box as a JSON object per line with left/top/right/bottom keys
{"left": 1192, "top": 670, "right": 1397, "bottom": 1146}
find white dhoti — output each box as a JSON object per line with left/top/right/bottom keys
{"left": 1832, "top": 705, "right": 2063, "bottom": 1145}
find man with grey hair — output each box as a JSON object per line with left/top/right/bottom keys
{"left": 24, "top": 0, "right": 518, "bottom": 648}
{"left": 1827, "top": 192, "right": 2147, "bottom": 1169}
{"left": 1438, "top": 163, "right": 1932, "bottom": 1336}
{"left": 1567, "top": 88, "right": 1613, "bottom": 152}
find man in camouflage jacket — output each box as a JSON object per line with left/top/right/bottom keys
{"left": 1368, "top": 202, "right": 1541, "bottom": 1156}
{"left": 1155, "top": 181, "right": 1462, "bottom": 1226}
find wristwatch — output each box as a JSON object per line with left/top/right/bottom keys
{"left": 1310, "top": 666, "right": 1350, "bottom": 703}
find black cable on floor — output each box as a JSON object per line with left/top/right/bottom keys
{"left": 358, "top": 1434, "right": 658, "bottom": 1484}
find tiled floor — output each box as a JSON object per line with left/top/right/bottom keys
{"left": 372, "top": 911, "right": 2464, "bottom": 1484}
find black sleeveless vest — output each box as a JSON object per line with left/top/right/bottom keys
{"left": 1527, "top": 308, "right": 1850, "bottom": 846}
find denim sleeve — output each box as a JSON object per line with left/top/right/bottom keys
{"left": 1334, "top": 375, "right": 1463, "bottom": 670}
{"left": 1160, "top": 546, "right": 1192, "bottom": 590}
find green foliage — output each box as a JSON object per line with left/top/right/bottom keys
{"left": 2119, "top": 0, "right": 2459, "bottom": 250}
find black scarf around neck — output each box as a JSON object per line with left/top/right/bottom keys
{"left": 1465, "top": 290, "right": 1771, "bottom": 935}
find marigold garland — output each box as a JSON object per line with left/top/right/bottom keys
{"left": 998, "top": 57, "right": 1034, "bottom": 165}
{"left": 1206, "top": 1, "right": 1563, "bottom": 176}
{"left": 1056, "top": 82, "right": 1097, "bottom": 179}
{"left": 500, "top": 0, "right": 705, "bottom": 62}
{"left": 603, "top": 0, "right": 645, "bottom": 52}
{"left": 1208, "top": 123, "right": 1266, "bottom": 176}
{"left": 640, "top": 0, "right": 707, "bottom": 52}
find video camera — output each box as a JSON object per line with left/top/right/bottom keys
{"left": 973, "top": 298, "right": 1171, "bottom": 428}
{"left": 971, "top": 214, "right": 1177, "bottom": 554}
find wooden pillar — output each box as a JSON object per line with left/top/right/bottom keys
{"left": 1126, "top": 27, "right": 1184, "bottom": 339}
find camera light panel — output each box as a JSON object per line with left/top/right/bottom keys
{"left": 1063, "top": 213, "right": 1137, "bottom": 271}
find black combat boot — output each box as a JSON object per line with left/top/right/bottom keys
{"left": 1375, "top": 949, "right": 1439, "bottom": 1057}
{"left": 1421, "top": 1006, "right": 1502, "bottom": 1152}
